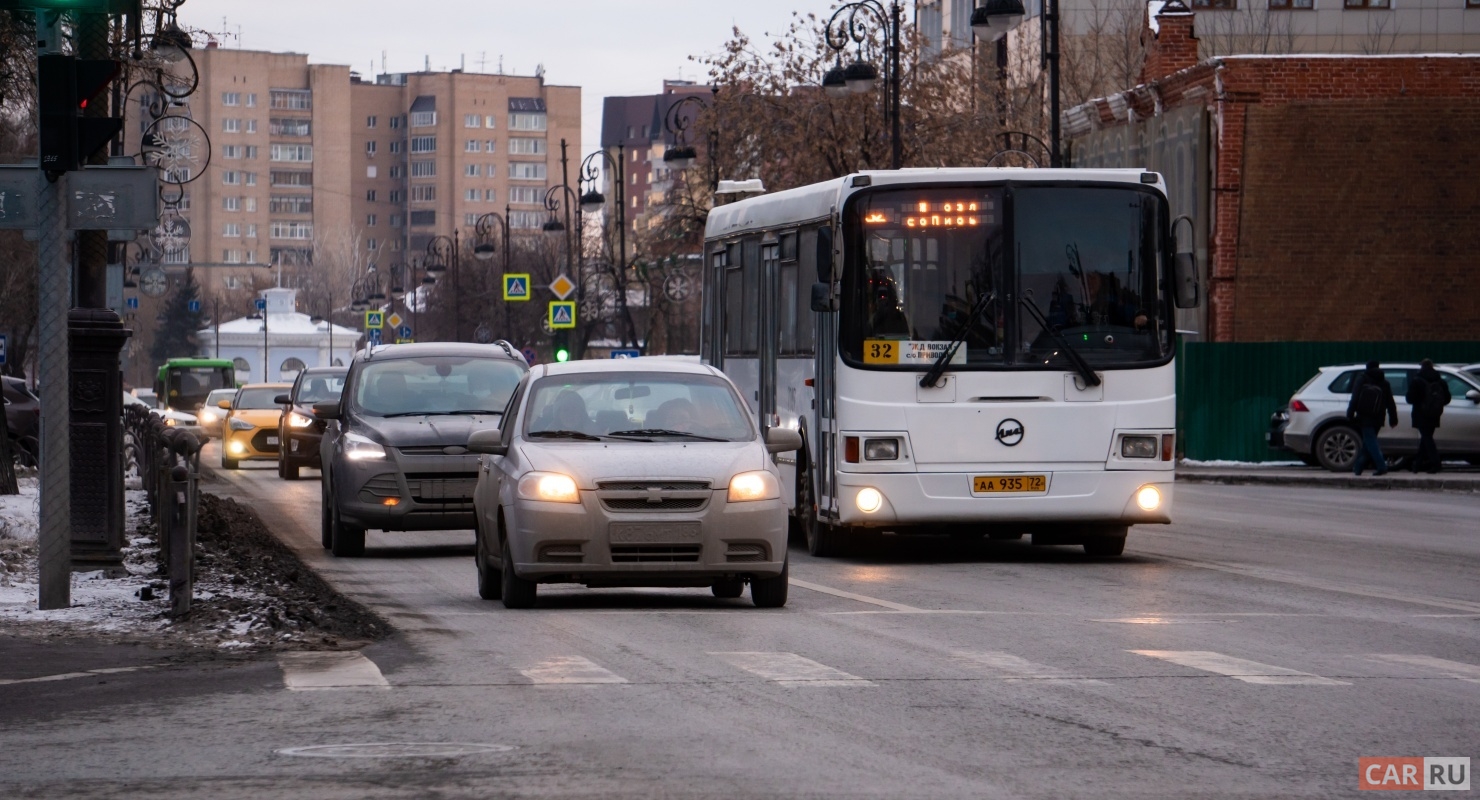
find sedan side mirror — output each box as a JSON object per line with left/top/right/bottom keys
{"left": 467, "top": 427, "right": 507, "bottom": 456}
{"left": 1467, "top": 389, "right": 1480, "bottom": 404}
{"left": 312, "top": 401, "right": 341, "bottom": 420}
{"left": 765, "top": 427, "right": 804, "bottom": 455}
{"left": 274, "top": 394, "right": 291, "bottom": 405}
{"left": 216, "top": 399, "right": 231, "bottom": 410}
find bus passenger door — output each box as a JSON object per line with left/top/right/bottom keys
{"left": 813, "top": 225, "right": 838, "bottom": 521}
{"left": 758, "top": 241, "right": 779, "bottom": 437}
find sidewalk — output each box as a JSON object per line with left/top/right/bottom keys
{"left": 1176, "top": 463, "right": 1480, "bottom": 493}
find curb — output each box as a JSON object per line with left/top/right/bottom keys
{"left": 1176, "top": 472, "right": 1480, "bottom": 493}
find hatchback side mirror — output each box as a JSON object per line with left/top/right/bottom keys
{"left": 274, "top": 394, "right": 291, "bottom": 405}
{"left": 216, "top": 399, "right": 231, "bottom": 410}
{"left": 312, "top": 401, "right": 341, "bottom": 420}
{"left": 765, "top": 427, "right": 803, "bottom": 454}
{"left": 467, "top": 427, "right": 507, "bottom": 456}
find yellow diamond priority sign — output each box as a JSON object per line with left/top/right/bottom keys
{"left": 387, "top": 312, "right": 403, "bottom": 329}
{"left": 549, "top": 300, "right": 576, "bottom": 329}
{"left": 549, "top": 274, "right": 576, "bottom": 300}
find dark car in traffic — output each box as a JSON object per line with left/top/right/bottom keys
{"left": 316, "top": 342, "right": 527, "bottom": 556}
{"left": 4, "top": 377, "right": 40, "bottom": 466}
{"left": 275, "top": 366, "right": 347, "bottom": 480}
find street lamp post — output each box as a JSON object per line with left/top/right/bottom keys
{"left": 973, "top": 0, "right": 1062, "bottom": 167}
{"left": 823, "top": 1, "right": 903, "bottom": 170}
{"left": 472, "top": 210, "right": 510, "bottom": 337}
{"left": 662, "top": 90, "right": 719, "bottom": 192}
{"left": 309, "top": 295, "right": 334, "bottom": 367}
{"left": 424, "top": 233, "right": 460, "bottom": 341}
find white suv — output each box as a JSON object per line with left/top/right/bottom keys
{"left": 1281, "top": 363, "right": 1480, "bottom": 472}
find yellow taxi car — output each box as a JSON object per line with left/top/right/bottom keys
{"left": 219, "top": 383, "right": 291, "bottom": 470}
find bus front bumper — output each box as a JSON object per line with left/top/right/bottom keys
{"left": 831, "top": 469, "right": 1173, "bottom": 527}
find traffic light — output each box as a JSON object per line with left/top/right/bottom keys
{"left": 553, "top": 330, "right": 570, "bottom": 363}
{"left": 38, "top": 53, "right": 122, "bottom": 174}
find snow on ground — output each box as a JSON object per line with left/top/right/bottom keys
{"left": 1180, "top": 459, "right": 1306, "bottom": 468}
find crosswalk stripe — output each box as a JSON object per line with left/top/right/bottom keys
{"left": 953, "top": 651, "right": 1106, "bottom": 684}
{"left": 278, "top": 652, "right": 390, "bottom": 690}
{"left": 710, "top": 652, "right": 873, "bottom": 687}
{"left": 0, "top": 666, "right": 152, "bottom": 686}
{"left": 1366, "top": 654, "right": 1480, "bottom": 683}
{"left": 1131, "top": 650, "right": 1349, "bottom": 685}
{"left": 520, "top": 656, "right": 628, "bottom": 685}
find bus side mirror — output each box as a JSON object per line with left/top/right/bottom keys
{"left": 816, "top": 226, "right": 834, "bottom": 282}
{"left": 1173, "top": 251, "right": 1199, "bottom": 308}
{"left": 810, "top": 282, "right": 835, "bottom": 313}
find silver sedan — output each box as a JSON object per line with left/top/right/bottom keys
{"left": 469, "top": 359, "right": 802, "bottom": 609}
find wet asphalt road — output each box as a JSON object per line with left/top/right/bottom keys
{"left": 2, "top": 442, "right": 1477, "bottom": 799}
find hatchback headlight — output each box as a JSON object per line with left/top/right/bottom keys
{"left": 517, "top": 472, "right": 580, "bottom": 504}
{"left": 198, "top": 409, "right": 218, "bottom": 423}
{"left": 287, "top": 412, "right": 314, "bottom": 428}
{"left": 343, "top": 431, "right": 386, "bottom": 460}
{"left": 728, "top": 470, "right": 779, "bottom": 502}
{"left": 228, "top": 417, "right": 254, "bottom": 431}
{"left": 1121, "top": 435, "right": 1157, "bottom": 459}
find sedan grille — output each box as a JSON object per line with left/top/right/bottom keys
{"left": 602, "top": 497, "right": 706, "bottom": 512}
{"left": 596, "top": 480, "right": 712, "bottom": 514}
{"left": 610, "top": 545, "right": 702, "bottom": 563}
{"left": 597, "top": 480, "right": 710, "bottom": 491}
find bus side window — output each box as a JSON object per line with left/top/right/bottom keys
{"left": 795, "top": 229, "right": 818, "bottom": 354}
{"left": 724, "top": 243, "right": 744, "bottom": 357}
{"left": 779, "top": 233, "right": 798, "bottom": 355}
{"left": 741, "top": 238, "right": 761, "bottom": 356}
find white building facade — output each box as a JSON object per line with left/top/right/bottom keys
{"left": 198, "top": 287, "right": 360, "bottom": 384}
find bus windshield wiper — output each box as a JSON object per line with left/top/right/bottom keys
{"left": 527, "top": 429, "right": 605, "bottom": 441}
{"left": 919, "top": 290, "right": 995, "bottom": 389}
{"left": 607, "top": 428, "right": 727, "bottom": 442}
{"left": 1019, "top": 298, "right": 1102, "bottom": 388}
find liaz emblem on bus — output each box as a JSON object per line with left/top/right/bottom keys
{"left": 863, "top": 339, "right": 966, "bottom": 365}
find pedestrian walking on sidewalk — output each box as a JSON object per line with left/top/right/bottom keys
{"left": 1347, "top": 360, "right": 1397, "bottom": 476}
{"left": 1405, "top": 358, "right": 1451, "bottom": 473}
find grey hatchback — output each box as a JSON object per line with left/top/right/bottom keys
{"left": 316, "top": 342, "right": 527, "bottom": 556}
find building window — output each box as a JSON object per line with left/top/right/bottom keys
{"left": 226, "top": 196, "right": 243, "bottom": 214}
{"left": 244, "top": 145, "right": 258, "bottom": 159}
{"left": 245, "top": 224, "right": 257, "bottom": 238}
{"left": 1190, "top": 0, "right": 1237, "bottom": 6}
{"left": 162, "top": 246, "right": 189, "bottom": 265}
{"left": 464, "top": 114, "right": 481, "bottom": 128}
{"left": 222, "top": 171, "right": 240, "bottom": 185}
{"left": 410, "top": 160, "right": 436, "bottom": 178}
{"left": 389, "top": 165, "right": 405, "bottom": 178}
{"left": 222, "top": 144, "right": 243, "bottom": 159}
{"left": 223, "top": 223, "right": 241, "bottom": 237}
{"left": 223, "top": 249, "right": 242, "bottom": 264}
{"left": 509, "top": 162, "right": 546, "bottom": 181}
{"left": 465, "top": 139, "right": 481, "bottom": 153}
{"left": 509, "top": 137, "right": 546, "bottom": 155}
{"left": 367, "top": 239, "right": 377, "bottom": 251}
{"left": 366, "top": 140, "right": 377, "bottom": 155}
{"left": 270, "top": 195, "right": 313, "bottom": 214}
{"left": 389, "top": 140, "right": 402, "bottom": 154}
{"left": 464, "top": 164, "right": 480, "bottom": 177}
{"left": 464, "top": 213, "right": 478, "bottom": 226}
{"left": 484, "top": 189, "right": 496, "bottom": 202}
{"left": 388, "top": 190, "right": 404, "bottom": 203}
{"left": 367, "top": 165, "right": 377, "bottom": 178}
{"left": 509, "top": 186, "right": 542, "bottom": 205}
{"left": 270, "top": 89, "right": 312, "bottom": 110}
{"left": 509, "top": 112, "right": 546, "bottom": 131}
{"left": 1269, "top": 0, "right": 1313, "bottom": 7}
{"left": 484, "top": 115, "right": 497, "bottom": 129}
{"left": 270, "top": 170, "right": 313, "bottom": 187}
{"left": 244, "top": 197, "right": 257, "bottom": 212}
{"left": 410, "top": 110, "right": 437, "bottom": 127}
{"left": 510, "top": 210, "right": 544, "bottom": 229}
{"left": 245, "top": 119, "right": 257, "bottom": 134}
{"left": 410, "top": 210, "right": 436, "bottom": 226}
{"left": 366, "top": 214, "right": 377, "bottom": 226}
{"left": 465, "top": 188, "right": 479, "bottom": 201}
{"left": 270, "top": 118, "right": 311, "bottom": 136}
{"left": 410, "top": 136, "right": 437, "bottom": 153}
{"left": 222, "top": 92, "right": 241, "bottom": 106}
{"left": 270, "top": 144, "right": 314, "bottom": 162}
{"left": 222, "top": 118, "right": 240, "bottom": 133}
{"left": 367, "top": 115, "right": 377, "bottom": 128}
{"left": 389, "top": 116, "right": 402, "bottom": 129}
{"left": 243, "top": 172, "right": 257, "bottom": 186}
{"left": 366, "top": 189, "right": 377, "bottom": 202}
{"left": 1343, "top": 0, "right": 1390, "bottom": 5}
{"left": 389, "top": 214, "right": 402, "bottom": 227}
{"left": 485, "top": 140, "right": 496, "bottom": 153}
{"left": 411, "top": 185, "right": 437, "bottom": 202}
{"left": 246, "top": 93, "right": 257, "bottom": 107}
{"left": 270, "top": 221, "right": 313, "bottom": 240}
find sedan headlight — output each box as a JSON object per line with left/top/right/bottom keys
{"left": 728, "top": 470, "right": 779, "bottom": 502}
{"left": 517, "top": 472, "right": 580, "bottom": 504}
{"left": 287, "top": 412, "right": 314, "bottom": 428}
{"left": 343, "top": 431, "right": 386, "bottom": 460}
{"left": 228, "top": 417, "right": 254, "bottom": 431}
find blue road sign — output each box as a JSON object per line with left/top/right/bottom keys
{"left": 125, "top": 296, "right": 139, "bottom": 309}
{"left": 367, "top": 327, "right": 383, "bottom": 343}
{"left": 255, "top": 298, "right": 267, "bottom": 311}
{"left": 610, "top": 349, "right": 641, "bottom": 359}
{"left": 188, "top": 299, "right": 201, "bottom": 313}
{"left": 398, "top": 325, "right": 413, "bottom": 338}
{"left": 504, "top": 273, "right": 531, "bottom": 301}
{"left": 0, "top": 333, "right": 7, "bottom": 365}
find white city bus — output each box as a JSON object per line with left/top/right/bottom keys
{"left": 701, "top": 168, "right": 1199, "bottom": 557}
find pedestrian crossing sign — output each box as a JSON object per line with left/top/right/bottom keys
{"left": 549, "top": 300, "right": 576, "bottom": 329}
{"left": 504, "top": 273, "right": 531, "bottom": 301}
{"left": 365, "top": 310, "right": 384, "bottom": 329}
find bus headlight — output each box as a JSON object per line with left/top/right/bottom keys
{"left": 728, "top": 471, "right": 779, "bottom": 502}
{"left": 1135, "top": 485, "right": 1162, "bottom": 511}
{"left": 1121, "top": 435, "right": 1157, "bottom": 459}
{"left": 864, "top": 438, "right": 899, "bottom": 461}
{"left": 856, "top": 487, "right": 884, "bottom": 514}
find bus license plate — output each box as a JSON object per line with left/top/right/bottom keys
{"left": 971, "top": 475, "right": 1047, "bottom": 494}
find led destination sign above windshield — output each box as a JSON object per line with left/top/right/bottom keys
{"left": 862, "top": 199, "right": 993, "bottom": 229}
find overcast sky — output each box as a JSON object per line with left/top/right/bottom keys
{"left": 178, "top": 0, "right": 828, "bottom": 157}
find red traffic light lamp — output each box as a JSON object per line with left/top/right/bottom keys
{"left": 38, "top": 53, "right": 122, "bottom": 175}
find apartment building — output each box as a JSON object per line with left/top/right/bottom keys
{"left": 596, "top": 80, "right": 711, "bottom": 248}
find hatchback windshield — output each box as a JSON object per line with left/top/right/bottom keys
{"left": 524, "top": 372, "right": 754, "bottom": 441}
{"left": 354, "top": 357, "right": 524, "bottom": 417}
{"left": 297, "top": 373, "right": 347, "bottom": 404}
{"left": 235, "top": 387, "right": 285, "bottom": 410}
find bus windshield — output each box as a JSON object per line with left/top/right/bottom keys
{"left": 163, "top": 364, "right": 235, "bottom": 409}
{"left": 840, "top": 184, "right": 1172, "bottom": 370}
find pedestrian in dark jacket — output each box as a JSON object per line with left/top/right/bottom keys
{"left": 1346, "top": 360, "right": 1397, "bottom": 476}
{"left": 1405, "top": 358, "right": 1451, "bottom": 473}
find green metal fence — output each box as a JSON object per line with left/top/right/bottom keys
{"left": 1177, "top": 341, "right": 1480, "bottom": 462}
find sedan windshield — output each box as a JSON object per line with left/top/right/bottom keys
{"left": 354, "top": 357, "right": 524, "bottom": 417}
{"left": 841, "top": 184, "right": 1171, "bottom": 370}
{"left": 524, "top": 372, "right": 754, "bottom": 442}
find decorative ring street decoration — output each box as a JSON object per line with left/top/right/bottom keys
{"left": 995, "top": 418, "right": 1024, "bottom": 447}
{"left": 474, "top": 324, "right": 494, "bottom": 344}
{"left": 150, "top": 213, "right": 191, "bottom": 254}
{"left": 142, "top": 115, "right": 210, "bottom": 186}
{"left": 662, "top": 273, "right": 693, "bottom": 303}
{"left": 139, "top": 268, "right": 170, "bottom": 298}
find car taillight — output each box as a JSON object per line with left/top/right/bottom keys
{"left": 1289, "top": 400, "right": 1309, "bottom": 412}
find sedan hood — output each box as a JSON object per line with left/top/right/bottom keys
{"left": 519, "top": 439, "right": 765, "bottom": 489}
{"left": 354, "top": 413, "right": 501, "bottom": 449}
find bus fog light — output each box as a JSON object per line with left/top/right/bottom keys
{"left": 1135, "top": 485, "right": 1161, "bottom": 511}
{"left": 856, "top": 487, "right": 884, "bottom": 514}
{"left": 1121, "top": 436, "right": 1157, "bottom": 459}
{"left": 864, "top": 438, "right": 899, "bottom": 460}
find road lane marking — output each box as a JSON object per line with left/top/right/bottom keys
{"left": 1130, "top": 650, "right": 1349, "bottom": 685}
{"left": 278, "top": 652, "right": 390, "bottom": 691}
{"left": 710, "top": 652, "right": 873, "bottom": 687}
{"left": 1366, "top": 654, "right": 1480, "bottom": 683}
{"left": 952, "top": 651, "right": 1105, "bottom": 684}
{"left": 1092, "top": 617, "right": 1228, "bottom": 624}
{"left": 519, "top": 656, "right": 628, "bottom": 685}
{"left": 789, "top": 579, "right": 922, "bottom": 612}
{"left": 1155, "top": 556, "right": 1480, "bottom": 615}
{"left": 0, "top": 666, "right": 152, "bottom": 686}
